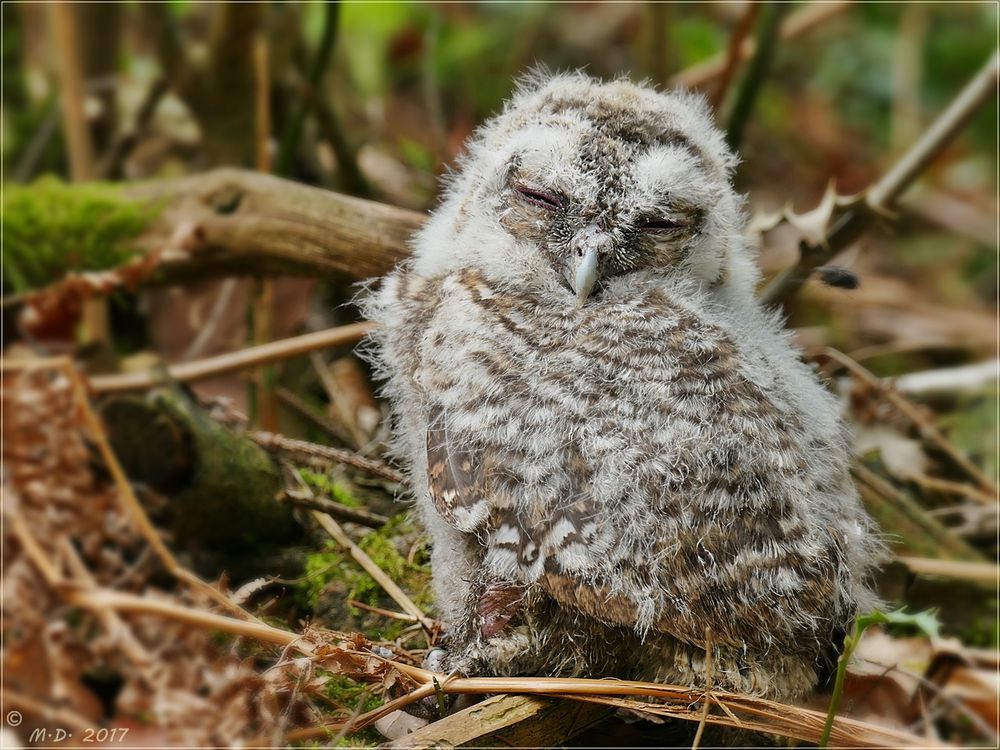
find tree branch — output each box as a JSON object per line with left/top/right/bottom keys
{"left": 120, "top": 168, "right": 421, "bottom": 284}
{"left": 670, "top": 2, "right": 852, "bottom": 90}
{"left": 723, "top": 2, "right": 788, "bottom": 152}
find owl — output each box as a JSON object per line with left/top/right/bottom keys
{"left": 362, "top": 72, "right": 881, "bottom": 701}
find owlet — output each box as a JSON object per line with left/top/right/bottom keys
{"left": 363, "top": 72, "right": 881, "bottom": 701}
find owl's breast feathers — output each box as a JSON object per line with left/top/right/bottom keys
{"left": 387, "top": 267, "right": 854, "bottom": 648}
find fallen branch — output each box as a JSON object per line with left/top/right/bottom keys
{"left": 383, "top": 694, "right": 611, "bottom": 750}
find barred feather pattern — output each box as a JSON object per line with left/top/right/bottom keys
{"left": 361, "top": 72, "right": 881, "bottom": 701}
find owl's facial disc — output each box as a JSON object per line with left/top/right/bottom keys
{"left": 499, "top": 149, "right": 710, "bottom": 304}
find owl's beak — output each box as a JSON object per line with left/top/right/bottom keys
{"left": 573, "top": 245, "right": 600, "bottom": 305}
{"left": 569, "top": 225, "right": 608, "bottom": 305}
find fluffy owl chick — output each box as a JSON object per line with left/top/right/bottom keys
{"left": 363, "top": 72, "right": 881, "bottom": 701}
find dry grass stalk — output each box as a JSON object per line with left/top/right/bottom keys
{"left": 87, "top": 321, "right": 373, "bottom": 393}
{"left": 820, "top": 347, "right": 997, "bottom": 497}
{"left": 901, "top": 471, "right": 997, "bottom": 507}
{"left": 347, "top": 600, "right": 420, "bottom": 622}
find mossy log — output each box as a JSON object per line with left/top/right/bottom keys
{"left": 100, "top": 386, "right": 300, "bottom": 553}
{"left": 4, "top": 169, "right": 423, "bottom": 295}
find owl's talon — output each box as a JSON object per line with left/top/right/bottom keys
{"left": 424, "top": 646, "right": 449, "bottom": 674}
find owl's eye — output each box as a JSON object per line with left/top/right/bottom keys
{"left": 514, "top": 185, "right": 562, "bottom": 211}
{"left": 642, "top": 217, "right": 686, "bottom": 231}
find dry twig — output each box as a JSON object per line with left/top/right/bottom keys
{"left": 254, "top": 430, "right": 403, "bottom": 484}
{"left": 88, "top": 322, "right": 373, "bottom": 393}
{"left": 282, "top": 487, "right": 389, "bottom": 529}
{"left": 820, "top": 347, "right": 998, "bottom": 497}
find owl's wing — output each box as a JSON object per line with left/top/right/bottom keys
{"left": 425, "top": 406, "right": 493, "bottom": 533}
{"left": 426, "top": 408, "right": 653, "bottom": 629}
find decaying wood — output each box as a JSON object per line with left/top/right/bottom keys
{"left": 383, "top": 694, "right": 611, "bottom": 749}
{"left": 128, "top": 168, "right": 422, "bottom": 284}
{"left": 100, "top": 389, "right": 300, "bottom": 554}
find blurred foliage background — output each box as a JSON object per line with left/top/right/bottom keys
{"left": 4, "top": 0, "right": 996, "bottom": 429}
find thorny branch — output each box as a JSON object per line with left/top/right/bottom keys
{"left": 761, "top": 50, "right": 999, "bottom": 307}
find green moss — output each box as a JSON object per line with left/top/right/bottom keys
{"left": 301, "top": 672, "right": 382, "bottom": 748}
{"left": 2, "top": 177, "right": 159, "bottom": 292}
{"left": 296, "top": 514, "right": 432, "bottom": 640}
{"left": 300, "top": 469, "right": 363, "bottom": 508}
{"left": 322, "top": 672, "right": 384, "bottom": 713}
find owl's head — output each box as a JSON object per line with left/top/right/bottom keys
{"left": 412, "top": 71, "right": 756, "bottom": 304}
